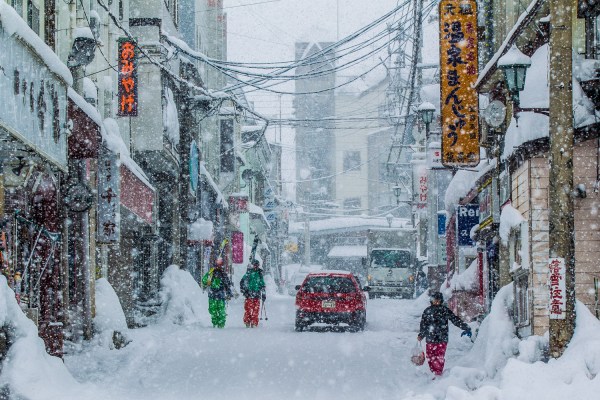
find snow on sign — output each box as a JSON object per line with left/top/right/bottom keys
{"left": 548, "top": 257, "right": 566, "bottom": 319}
{"left": 117, "top": 39, "right": 138, "bottom": 116}
{"left": 439, "top": 0, "right": 480, "bottom": 167}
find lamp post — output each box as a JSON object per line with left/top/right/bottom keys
{"left": 497, "top": 45, "right": 531, "bottom": 107}
{"left": 392, "top": 184, "right": 402, "bottom": 206}
{"left": 386, "top": 213, "right": 393, "bottom": 228}
{"left": 417, "top": 102, "right": 436, "bottom": 139}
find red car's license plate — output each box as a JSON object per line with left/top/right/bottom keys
{"left": 321, "top": 300, "right": 336, "bottom": 308}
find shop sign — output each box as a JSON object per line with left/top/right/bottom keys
{"left": 228, "top": 194, "right": 248, "bottom": 213}
{"left": 456, "top": 204, "right": 479, "bottom": 247}
{"left": 265, "top": 211, "right": 278, "bottom": 224}
{"left": 427, "top": 142, "right": 443, "bottom": 169}
{"left": 439, "top": 0, "right": 480, "bottom": 167}
{"left": 231, "top": 231, "right": 244, "bottom": 264}
{"left": 97, "top": 145, "right": 120, "bottom": 242}
{"left": 438, "top": 240, "right": 447, "bottom": 266}
{"left": 548, "top": 257, "right": 566, "bottom": 319}
{"left": 437, "top": 212, "right": 447, "bottom": 236}
{"left": 499, "top": 170, "right": 510, "bottom": 206}
{"left": 117, "top": 39, "right": 138, "bottom": 116}
{"left": 412, "top": 159, "right": 428, "bottom": 211}
{"left": 0, "top": 28, "right": 68, "bottom": 169}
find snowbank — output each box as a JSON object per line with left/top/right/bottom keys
{"left": 188, "top": 217, "right": 213, "bottom": 242}
{"left": 0, "top": 276, "right": 82, "bottom": 399}
{"left": 93, "top": 278, "right": 128, "bottom": 348}
{"left": 159, "top": 265, "right": 209, "bottom": 326}
{"left": 449, "top": 259, "right": 480, "bottom": 292}
{"left": 499, "top": 203, "right": 525, "bottom": 245}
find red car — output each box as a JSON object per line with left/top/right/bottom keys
{"left": 295, "top": 271, "right": 368, "bottom": 332}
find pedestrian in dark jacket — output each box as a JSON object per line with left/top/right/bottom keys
{"left": 202, "top": 258, "right": 234, "bottom": 328}
{"left": 240, "top": 259, "right": 266, "bottom": 328}
{"left": 417, "top": 291, "right": 471, "bottom": 376}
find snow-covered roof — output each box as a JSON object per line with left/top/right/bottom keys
{"left": 327, "top": 245, "right": 367, "bottom": 258}
{"left": 0, "top": 3, "right": 72, "bottom": 85}
{"left": 444, "top": 154, "right": 497, "bottom": 214}
{"left": 68, "top": 88, "right": 103, "bottom": 126}
{"left": 289, "top": 217, "right": 410, "bottom": 235}
{"left": 248, "top": 202, "right": 265, "bottom": 216}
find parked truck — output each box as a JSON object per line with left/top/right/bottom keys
{"left": 366, "top": 228, "right": 418, "bottom": 299}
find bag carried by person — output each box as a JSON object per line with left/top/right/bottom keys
{"left": 411, "top": 341, "right": 425, "bottom": 366}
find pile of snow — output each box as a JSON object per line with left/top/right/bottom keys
{"left": 499, "top": 203, "right": 525, "bottom": 245}
{"left": 93, "top": 278, "right": 128, "bottom": 349}
{"left": 188, "top": 217, "right": 213, "bottom": 242}
{"left": 449, "top": 259, "right": 480, "bottom": 292}
{"left": 163, "top": 88, "right": 180, "bottom": 146}
{"left": 455, "top": 283, "right": 520, "bottom": 378}
{"left": 0, "top": 276, "right": 83, "bottom": 398}
{"left": 159, "top": 265, "right": 208, "bottom": 326}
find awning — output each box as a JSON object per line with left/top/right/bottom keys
{"left": 327, "top": 245, "right": 368, "bottom": 258}
{"left": 248, "top": 202, "right": 271, "bottom": 230}
{"left": 474, "top": 0, "right": 546, "bottom": 91}
{"left": 68, "top": 89, "right": 101, "bottom": 159}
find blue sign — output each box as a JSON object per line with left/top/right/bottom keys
{"left": 189, "top": 140, "right": 199, "bottom": 192}
{"left": 456, "top": 204, "right": 479, "bottom": 247}
{"left": 437, "top": 213, "right": 447, "bottom": 236}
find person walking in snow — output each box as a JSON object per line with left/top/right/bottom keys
{"left": 417, "top": 291, "right": 472, "bottom": 376}
{"left": 202, "top": 257, "right": 234, "bottom": 328}
{"left": 240, "top": 259, "right": 266, "bottom": 328}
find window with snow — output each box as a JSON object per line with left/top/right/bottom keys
{"left": 343, "top": 151, "right": 361, "bottom": 171}
{"left": 220, "top": 119, "right": 235, "bottom": 173}
{"left": 27, "top": 0, "right": 39, "bottom": 35}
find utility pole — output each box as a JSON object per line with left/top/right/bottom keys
{"left": 548, "top": 0, "right": 575, "bottom": 357}
{"left": 304, "top": 216, "right": 310, "bottom": 266}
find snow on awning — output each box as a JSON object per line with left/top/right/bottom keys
{"left": 188, "top": 218, "right": 214, "bottom": 242}
{"left": 248, "top": 202, "right": 270, "bottom": 229}
{"left": 474, "top": 0, "right": 545, "bottom": 90}
{"left": 499, "top": 204, "right": 525, "bottom": 245}
{"left": 327, "top": 245, "right": 367, "bottom": 258}
{"left": 200, "top": 162, "right": 228, "bottom": 209}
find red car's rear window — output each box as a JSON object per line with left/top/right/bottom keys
{"left": 301, "top": 276, "right": 356, "bottom": 294}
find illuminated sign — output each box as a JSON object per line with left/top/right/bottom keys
{"left": 117, "top": 39, "right": 138, "bottom": 116}
{"left": 439, "top": 0, "right": 479, "bottom": 167}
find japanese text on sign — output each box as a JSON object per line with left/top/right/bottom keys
{"left": 439, "top": 0, "right": 479, "bottom": 167}
{"left": 548, "top": 257, "right": 566, "bottom": 319}
{"left": 97, "top": 145, "right": 120, "bottom": 242}
{"left": 118, "top": 39, "right": 138, "bottom": 116}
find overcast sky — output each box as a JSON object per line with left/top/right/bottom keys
{"left": 224, "top": 0, "right": 402, "bottom": 199}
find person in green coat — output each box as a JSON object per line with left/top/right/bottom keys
{"left": 240, "top": 260, "right": 266, "bottom": 328}
{"left": 202, "top": 258, "right": 234, "bottom": 328}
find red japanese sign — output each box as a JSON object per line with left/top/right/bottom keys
{"left": 231, "top": 231, "right": 244, "bottom": 264}
{"left": 118, "top": 39, "right": 138, "bottom": 116}
{"left": 439, "top": 0, "right": 480, "bottom": 167}
{"left": 548, "top": 257, "right": 566, "bottom": 319}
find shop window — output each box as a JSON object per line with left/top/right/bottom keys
{"left": 27, "top": 0, "right": 39, "bottom": 35}
{"left": 343, "top": 151, "right": 361, "bottom": 171}
{"left": 514, "top": 272, "right": 530, "bottom": 327}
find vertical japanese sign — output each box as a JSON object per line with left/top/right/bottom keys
{"left": 412, "top": 160, "right": 428, "bottom": 212}
{"left": 439, "top": 0, "right": 479, "bottom": 167}
{"left": 231, "top": 231, "right": 244, "bottom": 264}
{"left": 548, "top": 257, "right": 566, "bottom": 319}
{"left": 97, "top": 145, "right": 120, "bottom": 243}
{"left": 118, "top": 38, "right": 138, "bottom": 116}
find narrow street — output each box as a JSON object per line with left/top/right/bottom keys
{"left": 63, "top": 294, "right": 473, "bottom": 400}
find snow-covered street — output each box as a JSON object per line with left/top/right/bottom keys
{"left": 64, "top": 294, "right": 465, "bottom": 400}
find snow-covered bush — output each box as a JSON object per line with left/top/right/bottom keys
{"left": 159, "top": 265, "right": 208, "bottom": 325}
{"left": 93, "top": 278, "right": 129, "bottom": 349}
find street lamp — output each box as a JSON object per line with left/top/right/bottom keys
{"left": 417, "top": 102, "right": 436, "bottom": 139}
{"left": 497, "top": 44, "right": 531, "bottom": 107}
{"left": 392, "top": 183, "right": 402, "bottom": 205}
{"left": 386, "top": 213, "right": 394, "bottom": 228}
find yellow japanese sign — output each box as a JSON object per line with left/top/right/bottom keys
{"left": 439, "top": 0, "right": 480, "bottom": 167}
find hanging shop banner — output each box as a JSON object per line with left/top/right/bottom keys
{"left": 439, "top": 0, "right": 480, "bottom": 167}
{"left": 548, "top": 257, "right": 566, "bottom": 319}
{"left": 97, "top": 145, "right": 120, "bottom": 243}
{"left": 190, "top": 140, "right": 200, "bottom": 192}
{"left": 456, "top": 204, "right": 479, "bottom": 247}
{"left": 231, "top": 231, "right": 244, "bottom": 264}
{"left": 117, "top": 38, "right": 138, "bottom": 116}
